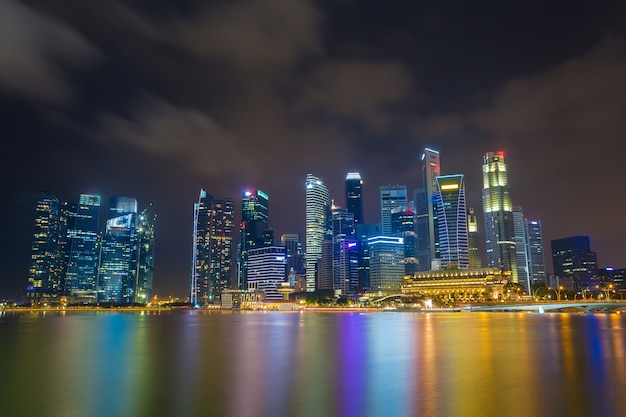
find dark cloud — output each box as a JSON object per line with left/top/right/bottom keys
{"left": 0, "top": 0, "right": 100, "bottom": 103}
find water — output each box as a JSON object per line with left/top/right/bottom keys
{"left": 1, "top": 310, "right": 625, "bottom": 417}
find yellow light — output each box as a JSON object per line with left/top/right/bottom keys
{"left": 440, "top": 184, "right": 459, "bottom": 190}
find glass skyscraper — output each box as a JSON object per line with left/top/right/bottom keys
{"left": 415, "top": 147, "right": 440, "bottom": 271}
{"left": 435, "top": 174, "right": 469, "bottom": 269}
{"left": 191, "top": 190, "right": 234, "bottom": 306}
{"left": 238, "top": 189, "right": 269, "bottom": 290}
{"left": 481, "top": 152, "right": 518, "bottom": 282}
{"left": 345, "top": 172, "right": 364, "bottom": 225}
{"left": 367, "top": 235, "right": 405, "bottom": 294}
{"left": 379, "top": 184, "right": 407, "bottom": 235}
{"left": 98, "top": 196, "right": 138, "bottom": 303}
{"left": 65, "top": 194, "right": 101, "bottom": 296}
{"left": 305, "top": 174, "right": 331, "bottom": 292}
{"left": 136, "top": 206, "right": 156, "bottom": 304}
{"left": 513, "top": 206, "right": 530, "bottom": 292}
{"left": 525, "top": 219, "right": 546, "bottom": 287}
{"left": 551, "top": 236, "right": 598, "bottom": 292}
{"left": 467, "top": 208, "right": 481, "bottom": 268}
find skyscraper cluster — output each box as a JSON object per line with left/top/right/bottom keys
{"left": 27, "top": 192, "right": 155, "bottom": 305}
{"left": 191, "top": 147, "right": 553, "bottom": 305}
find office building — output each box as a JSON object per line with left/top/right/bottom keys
{"left": 368, "top": 235, "right": 405, "bottom": 294}
{"left": 380, "top": 184, "right": 407, "bottom": 235}
{"left": 345, "top": 172, "right": 364, "bottom": 224}
{"left": 525, "top": 219, "right": 546, "bottom": 288}
{"left": 513, "top": 206, "right": 530, "bottom": 292}
{"left": 238, "top": 189, "right": 270, "bottom": 290}
{"left": 551, "top": 236, "right": 598, "bottom": 292}
{"left": 191, "top": 190, "right": 234, "bottom": 306}
{"left": 391, "top": 204, "right": 418, "bottom": 276}
{"left": 332, "top": 207, "right": 358, "bottom": 295}
{"left": 281, "top": 233, "right": 303, "bottom": 280}
{"left": 65, "top": 194, "right": 102, "bottom": 296}
{"left": 98, "top": 196, "right": 138, "bottom": 303}
{"left": 135, "top": 206, "right": 156, "bottom": 304}
{"left": 435, "top": 174, "right": 469, "bottom": 269}
{"left": 482, "top": 152, "right": 518, "bottom": 282}
{"left": 247, "top": 246, "right": 286, "bottom": 301}
{"left": 305, "top": 174, "right": 331, "bottom": 292}
{"left": 415, "top": 147, "right": 441, "bottom": 271}
{"left": 467, "top": 208, "right": 481, "bottom": 268}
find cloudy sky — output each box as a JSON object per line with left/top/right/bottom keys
{"left": 1, "top": 0, "right": 625, "bottom": 299}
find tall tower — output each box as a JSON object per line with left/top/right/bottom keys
{"left": 513, "top": 206, "right": 530, "bottom": 292}
{"left": 98, "top": 196, "right": 138, "bottom": 303}
{"left": 331, "top": 207, "right": 358, "bottom": 295}
{"left": 65, "top": 194, "right": 101, "bottom": 296}
{"left": 467, "top": 208, "right": 481, "bottom": 268}
{"left": 345, "top": 172, "right": 364, "bottom": 225}
{"left": 415, "top": 147, "right": 440, "bottom": 271}
{"left": 305, "top": 174, "right": 331, "bottom": 292}
{"left": 238, "top": 189, "right": 269, "bottom": 290}
{"left": 391, "top": 204, "right": 417, "bottom": 276}
{"left": 435, "top": 174, "right": 469, "bottom": 269}
{"left": 136, "top": 206, "right": 156, "bottom": 304}
{"left": 191, "top": 190, "right": 234, "bottom": 306}
{"left": 379, "top": 184, "right": 407, "bottom": 235}
{"left": 525, "top": 219, "right": 546, "bottom": 287}
{"left": 26, "top": 191, "right": 65, "bottom": 302}
{"left": 482, "top": 152, "right": 517, "bottom": 282}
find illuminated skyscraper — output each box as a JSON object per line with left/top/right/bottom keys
{"left": 345, "top": 172, "right": 364, "bottom": 224}
{"left": 26, "top": 191, "right": 66, "bottom": 302}
{"left": 525, "top": 219, "right": 546, "bottom": 287}
{"left": 481, "top": 152, "right": 517, "bottom": 282}
{"left": 331, "top": 207, "right": 358, "bottom": 295}
{"left": 467, "top": 208, "right": 481, "bottom": 268}
{"left": 368, "top": 236, "right": 405, "bottom": 294}
{"left": 246, "top": 246, "right": 285, "bottom": 301}
{"left": 435, "top": 175, "right": 469, "bottom": 269}
{"left": 238, "top": 189, "right": 269, "bottom": 290}
{"left": 98, "top": 196, "right": 138, "bottom": 303}
{"left": 191, "top": 190, "right": 234, "bottom": 306}
{"left": 415, "top": 147, "right": 440, "bottom": 270}
{"left": 391, "top": 204, "right": 417, "bottom": 276}
{"left": 65, "top": 194, "right": 101, "bottom": 296}
{"left": 135, "top": 206, "right": 156, "bottom": 304}
{"left": 305, "top": 174, "right": 331, "bottom": 292}
{"left": 380, "top": 184, "right": 407, "bottom": 235}
{"left": 551, "top": 236, "right": 597, "bottom": 292}
{"left": 513, "top": 206, "right": 530, "bottom": 292}
{"left": 281, "top": 233, "right": 303, "bottom": 279}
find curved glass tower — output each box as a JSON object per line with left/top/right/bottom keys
{"left": 435, "top": 174, "right": 469, "bottom": 269}
{"left": 305, "top": 174, "right": 331, "bottom": 292}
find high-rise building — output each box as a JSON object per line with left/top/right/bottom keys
{"left": 435, "top": 174, "right": 469, "bottom": 269}
{"left": 238, "top": 189, "right": 269, "bottom": 290}
{"left": 345, "top": 172, "right": 364, "bottom": 225}
{"left": 331, "top": 207, "right": 358, "bottom": 295}
{"left": 391, "top": 204, "right": 417, "bottom": 276}
{"left": 281, "top": 233, "right": 303, "bottom": 279}
{"left": 551, "top": 236, "right": 598, "bottom": 292}
{"left": 380, "top": 184, "right": 407, "bottom": 235}
{"left": 135, "top": 206, "right": 156, "bottom": 304}
{"left": 415, "top": 147, "right": 441, "bottom": 271}
{"left": 467, "top": 208, "right": 481, "bottom": 268}
{"left": 191, "top": 190, "right": 234, "bottom": 306}
{"left": 98, "top": 196, "right": 138, "bottom": 303}
{"left": 26, "top": 191, "right": 66, "bottom": 302}
{"left": 305, "top": 174, "right": 331, "bottom": 292}
{"left": 525, "top": 219, "right": 546, "bottom": 288}
{"left": 65, "top": 194, "right": 102, "bottom": 296}
{"left": 513, "top": 206, "right": 530, "bottom": 292}
{"left": 482, "top": 152, "right": 518, "bottom": 282}
{"left": 246, "top": 246, "right": 286, "bottom": 301}
{"left": 368, "top": 235, "right": 405, "bottom": 294}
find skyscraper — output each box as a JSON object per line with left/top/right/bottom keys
{"left": 435, "top": 174, "right": 469, "bottom": 269}
{"left": 380, "top": 184, "right": 407, "bottom": 235}
{"left": 525, "top": 219, "right": 546, "bottom": 288}
{"left": 98, "top": 196, "right": 138, "bottom": 303}
{"left": 65, "top": 194, "right": 101, "bottom": 296}
{"left": 482, "top": 152, "right": 517, "bottom": 282}
{"left": 27, "top": 191, "right": 65, "bottom": 302}
{"left": 305, "top": 174, "right": 331, "bottom": 292}
{"left": 467, "top": 208, "right": 481, "bottom": 268}
{"left": 281, "top": 233, "right": 303, "bottom": 279}
{"left": 135, "top": 206, "right": 156, "bottom": 304}
{"left": 551, "top": 236, "right": 598, "bottom": 292}
{"left": 345, "top": 172, "right": 364, "bottom": 225}
{"left": 331, "top": 207, "right": 358, "bottom": 295}
{"left": 246, "top": 246, "right": 286, "bottom": 301}
{"left": 368, "top": 235, "right": 405, "bottom": 294}
{"left": 238, "top": 189, "right": 269, "bottom": 290}
{"left": 415, "top": 147, "right": 440, "bottom": 271}
{"left": 191, "top": 190, "right": 234, "bottom": 306}
{"left": 391, "top": 204, "right": 418, "bottom": 276}
{"left": 513, "top": 206, "right": 530, "bottom": 292}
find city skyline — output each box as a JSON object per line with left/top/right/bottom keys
{"left": 2, "top": 1, "right": 626, "bottom": 299}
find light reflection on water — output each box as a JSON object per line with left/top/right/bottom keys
{"left": 1, "top": 311, "right": 625, "bottom": 417}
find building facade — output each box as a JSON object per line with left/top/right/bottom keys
{"left": 467, "top": 208, "right": 481, "bottom": 268}
{"left": 435, "top": 174, "right": 469, "bottom": 269}
{"left": 345, "top": 172, "right": 364, "bottom": 225}
{"left": 247, "top": 246, "right": 286, "bottom": 301}
{"left": 238, "top": 189, "right": 270, "bottom": 290}
{"left": 415, "top": 147, "right": 441, "bottom": 271}
{"left": 305, "top": 174, "right": 331, "bottom": 292}
{"left": 380, "top": 184, "right": 407, "bottom": 235}
{"left": 368, "top": 235, "right": 405, "bottom": 294}
{"left": 551, "top": 236, "right": 598, "bottom": 292}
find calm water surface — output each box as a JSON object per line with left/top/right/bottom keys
{"left": 1, "top": 310, "right": 625, "bottom": 417}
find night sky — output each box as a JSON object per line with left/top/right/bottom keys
{"left": 2, "top": 0, "right": 626, "bottom": 300}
